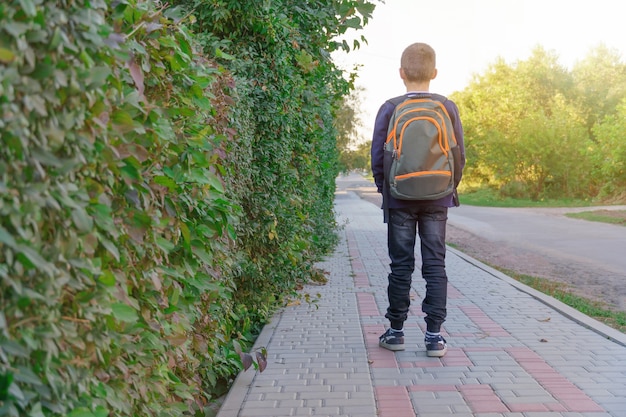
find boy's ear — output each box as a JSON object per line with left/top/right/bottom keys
{"left": 399, "top": 68, "right": 407, "bottom": 80}
{"left": 432, "top": 68, "right": 438, "bottom": 80}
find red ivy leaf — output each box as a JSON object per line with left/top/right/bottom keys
{"left": 240, "top": 352, "right": 253, "bottom": 371}
{"left": 127, "top": 60, "right": 145, "bottom": 96}
{"left": 255, "top": 351, "right": 267, "bottom": 372}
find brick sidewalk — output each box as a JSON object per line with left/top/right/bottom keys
{"left": 217, "top": 184, "right": 626, "bottom": 417}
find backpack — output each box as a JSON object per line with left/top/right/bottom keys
{"left": 383, "top": 94, "right": 461, "bottom": 200}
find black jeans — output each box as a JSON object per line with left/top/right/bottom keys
{"left": 386, "top": 206, "right": 448, "bottom": 333}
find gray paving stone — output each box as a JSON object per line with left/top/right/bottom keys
{"left": 217, "top": 181, "right": 626, "bottom": 417}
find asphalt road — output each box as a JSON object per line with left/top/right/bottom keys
{"left": 447, "top": 204, "right": 626, "bottom": 276}
{"left": 337, "top": 172, "right": 626, "bottom": 278}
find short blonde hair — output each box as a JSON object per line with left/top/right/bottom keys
{"left": 400, "top": 43, "right": 436, "bottom": 82}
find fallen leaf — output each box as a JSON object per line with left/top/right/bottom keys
{"left": 256, "top": 351, "right": 267, "bottom": 372}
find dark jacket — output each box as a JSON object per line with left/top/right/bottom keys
{"left": 370, "top": 92, "right": 466, "bottom": 212}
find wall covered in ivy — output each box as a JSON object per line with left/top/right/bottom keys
{"left": 0, "top": 0, "right": 375, "bottom": 415}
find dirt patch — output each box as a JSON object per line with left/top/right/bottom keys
{"left": 444, "top": 224, "right": 620, "bottom": 307}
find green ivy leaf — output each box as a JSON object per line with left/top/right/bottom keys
{"left": 121, "top": 164, "right": 141, "bottom": 181}
{"left": 18, "top": 0, "right": 37, "bottom": 16}
{"left": 0, "top": 371, "right": 14, "bottom": 401}
{"left": 154, "top": 175, "right": 177, "bottom": 191}
{"left": 156, "top": 237, "right": 175, "bottom": 253}
{"left": 0, "top": 226, "right": 17, "bottom": 248}
{"left": 87, "top": 66, "right": 112, "bottom": 88}
{"left": 192, "top": 246, "right": 212, "bottom": 264}
{"left": 28, "top": 402, "right": 46, "bottom": 417}
{"left": 31, "top": 148, "right": 63, "bottom": 167}
{"left": 207, "top": 172, "right": 225, "bottom": 193}
{"left": 0, "top": 340, "right": 30, "bottom": 358}
{"left": 215, "top": 48, "right": 235, "bottom": 60}
{"left": 67, "top": 407, "right": 96, "bottom": 417}
{"left": 177, "top": 36, "right": 192, "bottom": 59}
{"left": 72, "top": 207, "right": 93, "bottom": 232}
{"left": 0, "top": 48, "right": 16, "bottom": 64}
{"left": 3, "top": 22, "right": 30, "bottom": 38}
{"left": 15, "top": 244, "right": 55, "bottom": 275}
{"left": 94, "top": 406, "right": 109, "bottom": 417}
{"left": 13, "top": 367, "right": 43, "bottom": 386}
{"left": 97, "top": 269, "right": 116, "bottom": 287}
{"left": 90, "top": 204, "right": 115, "bottom": 232}
{"left": 111, "top": 110, "right": 136, "bottom": 133}
{"left": 31, "top": 62, "right": 55, "bottom": 80}
{"left": 179, "top": 222, "right": 191, "bottom": 250}
{"left": 110, "top": 303, "right": 138, "bottom": 323}
{"left": 96, "top": 233, "right": 120, "bottom": 262}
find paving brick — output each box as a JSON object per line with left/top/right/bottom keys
{"left": 216, "top": 176, "right": 626, "bottom": 417}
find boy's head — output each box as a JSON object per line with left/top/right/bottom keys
{"left": 400, "top": 43, "right": 437, "bottom": 83}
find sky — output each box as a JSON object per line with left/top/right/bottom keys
{"left": 333, "top": 0, "right": 626, "bottom": 141}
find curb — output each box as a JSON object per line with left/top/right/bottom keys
{"left": 215, "top": 313, "right": 282, "bottom": 417}
{"left": 447, "top": 245, "right": 626, "bottom": 348}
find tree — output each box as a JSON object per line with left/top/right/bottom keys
{"left": 591, "top": 98, "right": 626, "bottom": 198}
{"left": 335, "top": 86, "right": 368, "bottom": 171}
{"left": 572, "top": 44, "right": 626, "bottom": 133}
{"left": 453, "top": 47, "right": 592, "bottom": 199}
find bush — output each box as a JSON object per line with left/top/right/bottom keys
{"left": 1, "top": 0, "right": 376, "bottom": 415}
{"left": 1, "top": 1, "right": 240, "bottom": 415}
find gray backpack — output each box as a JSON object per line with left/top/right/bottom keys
{"left": 383, "top": 94, "right": 461, "bottom": 200}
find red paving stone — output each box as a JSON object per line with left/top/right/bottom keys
{"left": 408, "top": 385, "right": 458, "bottom": 392}
{"left": 508, "top": 347, "right": 605, "bottom": 412}
{"left": 459, "top": 384, "right": 509, "bottom": 413}
{"left": 349, "top": 224, "right": 609, "bottom": 417}
{"left": 375, "top": 386, "right": 415, "bottom": 417}
{"left": 447, "top": 283, "right": 463, "bottom": 299}
{"left": 362, "top": 324, "right": 400, "bottom": 368}
{"left": 459, "top": 305, "right": 510, "bottom": 337}
{"left": 353, "top": 272, "right": 370, "bottom": 287}
{"left": 356, "top": 292, "right": 380, "bottom": 316}
{"left": 441, "top": 348, "right": 473, "bottom": 367}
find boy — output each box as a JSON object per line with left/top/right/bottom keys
{"left": 370, "top": 42, "right": 465, "bottom": 357}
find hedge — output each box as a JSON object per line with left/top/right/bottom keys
{"left": 0, "top": 0, "right": 375, "bottom": 415}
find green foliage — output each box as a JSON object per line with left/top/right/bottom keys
{"left": 335, "top": 87, "right": 370, "bottom": 172}
{"left": 571, "top": 44, "right": 626, "bottom": 132}
{"left": 174, "top": 0, "right": 376, "bottom": 314}
{"left": 339, "top": 141, "right": 371, "bottom": 172}
{"left": 591, "top": 99, "right": 626, "bottom": 198}
{"left": 1, "top": 0, "right": 244, "bottom": 414}
{"left": 1, "top": 0, "right": 376, "bottom": 415}
{"left": 453, "top": 45, "right": 626, "bottom": 202}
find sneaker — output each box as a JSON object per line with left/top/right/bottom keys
{"left": 425, "top": 335, "right": 447, "bottom": 357}
{"left": 379, "top": 328, "right": 405, "bottom": 351}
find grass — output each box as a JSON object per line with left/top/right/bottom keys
{"left": 459, "top": 187, "right": 597, "bottom": 208}
{"left": 566, "top": 210, "right": 626, "bottom": 226}
{"left": 498, "top": 268, "right": 626, "bottom": 334}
